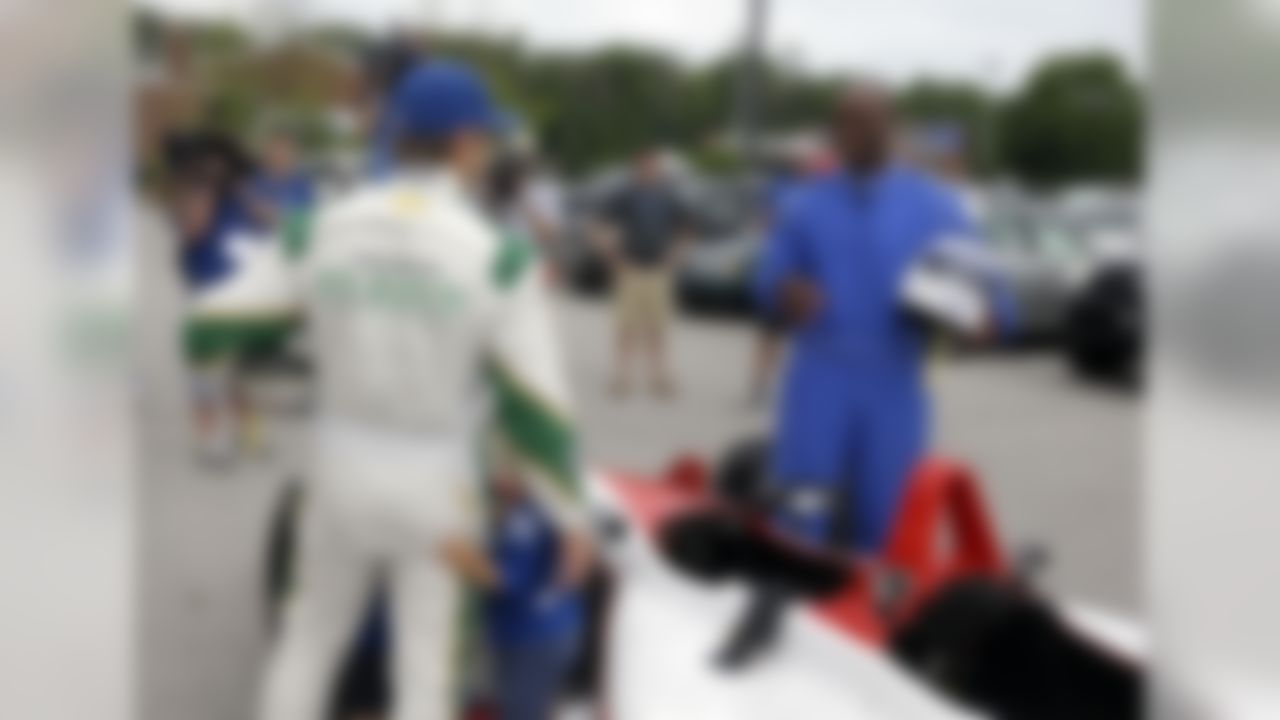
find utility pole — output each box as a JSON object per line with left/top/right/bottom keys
{"left": 736, "top": 0, "right": 770, "bottom": 167}
{"left": 979, "top": 56, "right": 1003, "bottom": 179}
{"left": 255, "top": 0, "right": 306, "bottom": 47}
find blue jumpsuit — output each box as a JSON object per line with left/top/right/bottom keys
{"left": 755, "top": 165, "right": 981, "bottom": 552}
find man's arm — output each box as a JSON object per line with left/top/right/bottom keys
{"left": 754, "top": 198, "right": 820, "bottom": 325}
{"left": 587, "top": 190, "right": 627, "bottom": 271}
{"left": 665, "top": 190, "right": 699, "bottom": 270}
{"left": 485, "top": 238, "right": 594, "bottom": 584}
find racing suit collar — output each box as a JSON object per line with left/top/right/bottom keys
{"left": 837, "top": 162, "right": 904, "bottom": 201}
{"left": 395, "top": 166, "right": 481, "bottom": 206}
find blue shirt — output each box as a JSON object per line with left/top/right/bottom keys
{"left": 181, "top": 196, "right": 254, "bottom": 290}
{"left": 485, "top": 500, "right": 583, "bottom": 648}
{"left": 250, "top": 171, "right": 316, "bottom": 215}
{"left": 764, "top": 173, "right": 801, "bottom": 217}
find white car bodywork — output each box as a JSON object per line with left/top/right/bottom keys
{"left": 591, "top": 475, "right": 981, "bottom": 720}
{"left": 588, "top": 472, "right": 1147, "bottom": 720}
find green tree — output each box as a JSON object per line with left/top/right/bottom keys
{"left": 999, "top": 53, "right": 1143, "bottom": 186}
{"left": 133, "top": 11, "right": 1144, "bottom": 183}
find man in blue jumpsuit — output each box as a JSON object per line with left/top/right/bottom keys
{"left": 756, "top": 83, "right": 1004, "bottom": 553}
{"left": 719, "top": 83, "right": 1009, "bottom": 668}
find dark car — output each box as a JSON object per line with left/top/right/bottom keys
{"left": 558, "top": 173, "right": 625, "bottom": 294}
{"left": 1064, "top": 252, "right": 1143, "bottom": 383}
{"left": 675, "top": 178, "right": 765, "bottom": 315}
{"left": 1055, "top": 194, "right": 1144, "bottom": 383}
{"left": 676, "top": 229, "right": 763, "bottom": 314}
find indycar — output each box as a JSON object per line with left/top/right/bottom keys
{"left": 265, "top": 441, "right": 1145, "bottom": 720}
{"left": 589, "top": 444, "right": 1143, "bottom": 720}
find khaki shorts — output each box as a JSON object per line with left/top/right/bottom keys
{"left": 615, "top": 267, "right": 673, "bottom": 334}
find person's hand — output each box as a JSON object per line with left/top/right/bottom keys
{"left": 439, "top": 538, "right": 501, "bottom": 590}
{"left": 555, "top": 531, "right": 596, "bottom": 590}
{"left": 254, "top": 200, "right": 280, "bottom": 228}
{"left": 973, "top": 312, "right": 998, "bottom": 345}
{"left": 589, "top": 223, "right": 623, "bottom": 272}
{"left": 781, "top": 277, "right": 823, "bottom": 325}
{"left": 961, "top": 301, "right": 999, "bottom": 345}
{"left": 667, "top": 235, "right": 695, "bottom": 271}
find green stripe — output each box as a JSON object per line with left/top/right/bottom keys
{"left": 185, "top": 314, "right": 298, "bottom": 363}
{"left": 488, "top": 362, "right": 579, "bottom": 496}
{"left": 282, "top": 209, "right": 313, "bottom": 261}
{"left": 492, "top": 233, "right": 535, "bottom": 290}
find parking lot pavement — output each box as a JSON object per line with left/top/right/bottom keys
{"left": 560, "top": 296, "right": 1140, "bottom": 614}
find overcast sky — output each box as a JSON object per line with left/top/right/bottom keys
{"left": 137, "top": 0, "right": 1146, "bottom": 91}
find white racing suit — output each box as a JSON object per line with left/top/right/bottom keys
{"left": 259, "top": 170, "right": 585, "bottom": 720}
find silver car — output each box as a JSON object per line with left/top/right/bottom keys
{"left": 984, "top": 208, "right": 1094, "bottom": 342}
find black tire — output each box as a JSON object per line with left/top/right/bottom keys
{"left": 1064, "top": 266, "right": 1142, "bottom": 383}
{"left": 1067, "top": 337, "right": 1126, "bottom": 379}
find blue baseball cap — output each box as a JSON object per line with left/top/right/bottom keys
{"left": 389, "top": 60, "right": 510, "bottom": 142}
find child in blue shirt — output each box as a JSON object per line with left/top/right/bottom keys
{"left": 485, "top": 472, "right": 584, "bottom": 720}
{"left": 247, "top": 131, "right": 317, "bottom": 259}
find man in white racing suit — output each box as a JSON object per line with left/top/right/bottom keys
{"left": 259, "top": 60, "right": 592, "bottom": 720}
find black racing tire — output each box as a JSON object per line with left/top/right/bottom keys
{"left": 1067, "top": 339, "right": 1124, "bottom": 379}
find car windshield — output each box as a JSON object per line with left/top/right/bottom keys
{"left": 1059, "top": 197, "right": 1139, "bottom": 243}
{"left": 986, "top": 213, "right": 1085, "bottom": 262}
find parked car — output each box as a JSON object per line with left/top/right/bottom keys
{"left": 558, "top": 175, "right": 623, "bottom": 294}
{"left": 983, "top": 206, "right": 1093, "bottom": 342}
{"left": 1063, "top": 233, "right": 1143, "bottom": 383}
{"left": 675, "top": 178, "right": 765, "bottom": 315}
{"left": 1047, "top": 192, "right": 1144, "bottom": 382}
{"left": 676, "top": 229, "right": 763, "bottom": 315}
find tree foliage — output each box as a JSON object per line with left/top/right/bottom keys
{"left": 136, "top": 11, "right": 1142, "bottom": 184}
{"left": 999, "top": 53, "right": 1143, "bottom": 186}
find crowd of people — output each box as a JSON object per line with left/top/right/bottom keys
{"left": 167, "top": 126, "right": 317, "bottom": 461}
{"left": 147, "top": 30, "right": 1012, "bottom": 720}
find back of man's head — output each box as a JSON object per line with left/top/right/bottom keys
{"left": 387, "top": 60, "right": 508, "bottom": 182}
